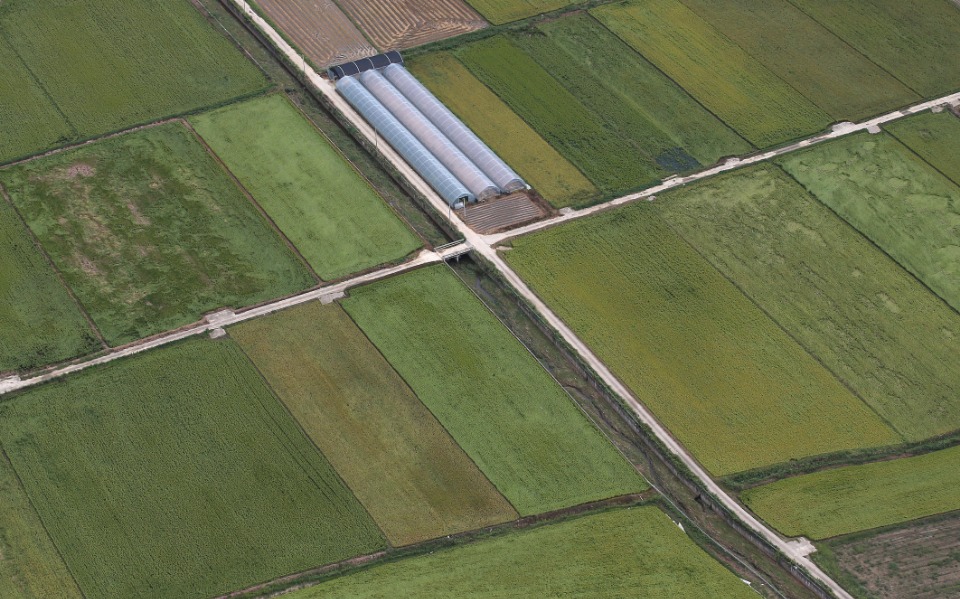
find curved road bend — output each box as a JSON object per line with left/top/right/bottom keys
{"left": 0, "top": 246, "right": 464, "bottom": 397}
{"left": 229, "top": 3, "right": 959, "bottom": 595}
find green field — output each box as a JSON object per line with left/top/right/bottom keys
{"left": 657, "top": 165, "right": 960, "bottom": 441}
{"left": 678, "top": 0, "right": 917, "bottom": 120}
{"left": 0, "top": 452, "right": 82, "bottom": 599}
{"left": 463, "top": 0, "right": 576, "bottom": 24}
{"left": 0, "top": 339, "right": 385, "bottom": 599}
{"left": 408, "top": 53, "right": 597, "bottom": 208}
{"left": 0, "top": 197, "right": 100, "bottom": 372}
{"left": 0, "top": 123, "right": 314, "bottom": 345}
{"left": 190, "top": 95, "right": 420, "bottom": 281}
{"left": 743, "top": 445, "right": 960, "bottom": 539}
{"left": 0, "top": 37, "right": 74, "bottom": 164}
{"left": 456, "top": 36, "right": 659, "bottom": 196}
{"left": 886, "top": 112, "right": 960, "bottom": 186}
{"left": 505, "top": 207, "right": 898, "bottom": 475}
{"left": 593, "top": 0, "right": 830, "bottom": 148}
{"left": 0, "top": 0, "right": 265, "bottom": 161}
{"left": 778, "top": 133, "right": 960, "bottom": 313}
{"left": 789, "top": 0, "right": 960, "bottom": 98}
{"left": 512, "top": 14, "right": 750, "bottom": 172}
{"left": 290, "top": 507, "right": 756, "bottom": 598}
{"left": 342, "top": 266, "right": 645, "bottom": 514}
{"left": 231, "top": 302, "right": 517, "bottom": 546}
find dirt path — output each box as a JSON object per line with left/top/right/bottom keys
{"left": 0, "top": 244, "right": 467, "bottom": 396}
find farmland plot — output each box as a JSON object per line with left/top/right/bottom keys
{"left": 0, "top": 197, "right": 100, "bottom": 372}
{"left": 231, "top": 302, "right": 517, "bottom": 547}
{"left": 789, "top": 0, "right": 960, "bottom": 98}
{"left": 0, "top": 123, "right": 314, "bottom": 345}
{"left": 657, "top": 165, "right": 960, "bottom": 442}
{"left": 0, "top": 0, "right": 266, "bottom": 152}
{"left": 336, "top": 0, "right": 487, "bottom": 50}
{"left": 525, "top": 14, "right": 751, "bottom": 169}
{"left": 343, "top": 266, "right": 645, "bottom": 515}
{"left": 408, "top": 53, "right": 596, "bottom": 207}
{"left": 0, "top": 37, "right": 73, "bottom": 164}
{"left": 0, "top": 338, "right": 385, "bottom": 599}
{"left": 457, "top": 36, "right": 658, "bottom": 197}
{"left": 190, "top": 95, "right": 420, "bottom": 281}
{"left": 254, "top": 0, "right": 376, "bottom": 67}
{"left": 504, "top": 207, "right": 898, "bottom": 475}
{"left": 291, "top": 507, "right": 756, "bottom": 598}
{"left": 778, "top": 133, "right": 960, "bottom": 312}
{"left": 742, "top": 445, "right": 960, "bottom": 540}
{"left": 679, "top": 0, "right": 917, "bottom": 120}
{"left": 593, "top": 0, "right": 831, "bottom": 148}
{"left": 818, "top": 512, "right": 960, "bottom": 599}
{"left": 886, "top": 111, "right": 960, "bottom": 187}
{"left": 463, "top": 0, "right": 576, "bottom": 24}
{"left": 0, "top": 452, "right": 82, "bottom": 599}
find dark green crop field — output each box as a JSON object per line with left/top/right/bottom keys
{"left": 0, "top": 0, "right": 266, "bottom": 163}
{"left": 0, "top": 123, "right": 314, "bottom": 345}
{"left": 0, "top": 338, "right": 385, "bottom": 599}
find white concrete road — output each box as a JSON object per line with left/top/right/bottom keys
{"left": 226, "top": 3, "right": 900, "bottom": 596}
{"left": 0, "top": 245, "right": 467, "bottom": 396}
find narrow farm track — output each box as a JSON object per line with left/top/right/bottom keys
{"left": 0, "top": 245, "right": 467, "bottom": 396}
{"left": 228, "top": 5, "right": 960, "bottom": 597}
{"left": 487, "top": 92, "right": 960, "bottom": 245}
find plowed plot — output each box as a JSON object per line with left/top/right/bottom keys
{"left": 337, "top": 0, "right": 487, "bottom": 51}
{"left": 822, "top": 512, "right": 960, "bottom": 599}
{"left": 255, "top": 0, "right": 375, "bottom": 67}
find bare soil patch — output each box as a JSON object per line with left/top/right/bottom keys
{"left": 255, "top": 0, "right": 376, "bottom": 67}
{"left": 336, "top": 0, "right": 487, "bottom": 50}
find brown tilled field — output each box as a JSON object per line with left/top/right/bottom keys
{"left": 336, "top": 0, "right": 487, "bottom": 50}
{"left": 255, "top": 0, "right": 376, "bottom": 67}
{"left": 829, "top": 512, "right": 960, "bottom": 599}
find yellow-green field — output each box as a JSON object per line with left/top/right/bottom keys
{"left": 231, "top": 302, "right": 517, "bottom": 547}
{"left": 504, "top": 206, "right": 899, "bottom": 475}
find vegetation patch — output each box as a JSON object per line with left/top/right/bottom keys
{"left": 408, "top": 53, "right": 596, "bottom": 208}
{"left": 742, "top": 445, "right": 960, "bottom": 539}
{"left": 0, "top": 37, "right": 73, "bottom": 164}
{"left": 287, "top": 507, "right": 756, "bottom": 598}
{"left": 342, "top": 266, "right": 645, "bottom": 515}
{"left": 886, "top": 111, "right": 960, "bottom": 187}
{"left": 190, "top": 95, "right": 420, "bottom": 281}
{"left": 778, "top": 133, "right": 960, "bottom": 313}
{"left": 789, "top": 0, "right": 960, "bottom": 98}
{"left": 0, "top": 338, "right": 385, "bottom": 599}
{"left": 456, "top": 35, "right": 659, "bottom": 197}
{"left": 231, "top": 302, "right": 517, "bottom": 547}
{"left": 657, "top": 165, "right": 960, "bottom": 442}
{"left": 0, "top": 197, "right": 99, "bottom": 372}
{"left": 678, "top": 0, "right": 917, "bottom": 120}
{"left": 463, "top": 0, "right": 576, "bottom": 24}
{"left": 504, "top": 206, "right": 898, "bottom": 475}
{"left": 0, "top": 123, "right": 314, "bottom": 345}
{"left": 593, "top": 0, "right": 830, "bottom": 148}
{"left": 527, "top": 14, "right": 751, "bottom": 168}
{"left": 0, "top": 450, "right": 82, "bottom": 599}
{"left": 0, "top": 0, "right": 266, "bottom": 157}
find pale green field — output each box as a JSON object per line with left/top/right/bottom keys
{"left": 886, "top": 112, "right": 960, "bottom": 186}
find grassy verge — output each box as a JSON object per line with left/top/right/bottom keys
{"left": 463, "top": 0, "right": 578, "bottom": 24}
{"left": 657, "top": 164, "right": 960, "bottom": 441}
{"left": 190, "top": 94, "right": 420, "bottom": 280}
{"left": 504, "top": 205, "right": 898, "bottom": 475}
{"left": 0, "top": 195, "right": 100, "bottom": 372}
{"left": 230, "top": 301, "right": 517, "bottom": 546}
{"left": 778, "top": 132, "right": 960, "bottom": 312}
{"left": 285, "top": 506, "right": 756, "bottom": 598}
{"left": 0, "top": 338, "right": 385, "bottom": 599}
{"left": 0, "top": 122, "right": 314, "bottom": 345}
{"left": 742, "top": 445, "right": 960, "bottom": 539}
{"left": 593, "top": 0, "right": 830, "bottom": 148}
{"left": 342, "top": 266, "right": 645, "bottom": 515}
